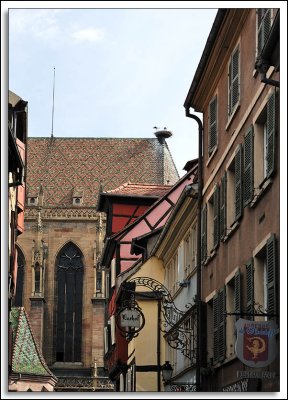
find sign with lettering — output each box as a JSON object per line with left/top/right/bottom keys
{"left": 120, "top": 309, "right": 141, "bottom": 328}
{"left": 235, "top": 319, "right": 279, "bottom": 368}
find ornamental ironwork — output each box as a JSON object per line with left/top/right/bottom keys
{"left": 55, "top": 376, "right": 114, "bottom": 392}
{"left": 122, "top": 277, "right": 196, "bottom": 359}
{"left": 170, "top": 383, "right": 196, "bottom": 392}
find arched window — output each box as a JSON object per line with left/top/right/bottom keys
{"left": 55, "top": 242, "right": 84, "bottom": 362}
{"left": 13, "top": 247, "right": 25, "bottom": 307}
{"left": 34, "top": 262, "right": 41, "bottom": 293}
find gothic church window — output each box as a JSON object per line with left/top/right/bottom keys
{"left": 55, "top": 242, "right": 84, "bottom": 362}
{"left": 13, "top": 246, "right": 25, "bottom": 307}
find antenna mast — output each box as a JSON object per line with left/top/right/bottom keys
{"left": 51, "top": 66, "right": 56, "bottom": 137}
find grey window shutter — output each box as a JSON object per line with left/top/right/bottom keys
{"left": 201, "top": 205, "right": 207, "bottom": 263}
{"left": 229, "top": 46, "right": 239, "bottom": 115}
{"left": 266, "top": 234, "right": 277, "bottom": 319}
{"left": 213, "top": 184, "right": 220, "bottom": 249}
{"left": 246, "top": 259, "right": 254, "bottom": 320}
{"left": 219, "top": 172, "right": 227, "bottom": 239}
{"left": 243, "top": 126, "right": 254, "bottom": 206}
{"left": 234, "top": 270, "right": 241, "bottom": 321}
{"left": 213, "top": 294, "right": 218, "bottom": 364}
{"left": 257, "top": 9, "right": 271, "bottom": 55}
{"left": 218, "top": 287, "right": 226, "bottom": 362}
{"left": 235, "top": 144, "right": 243, "bottom": 220}
{"left": 266, "top": 90, "right": 276, "bottom": 178}
{"left": 209, "top": 96, "right": 217, "bottom": 154}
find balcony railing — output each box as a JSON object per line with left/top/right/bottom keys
{"left": 55, "top": 376, "right": 115, "bottom": 391}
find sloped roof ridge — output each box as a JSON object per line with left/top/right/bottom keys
{"left": 11, "top": 307, "right": 56, "bottom": 378}
{"left": 109, "top": 163, "right": 198, "bottom": 241}
{"left": 105, "top": 181, "right": 172, "bottom": 194}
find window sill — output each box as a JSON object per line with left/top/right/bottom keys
{"left": 222, "top": 220, "right": 240, "bottom": 243}
{"left": 225, "top": 102, "right": 240, "bottom": 131}
{"left": 206, "top": 146, "right": 218, "bottom": 167}
{"left": 203, "top": 249, "right": 217, "bottom": 266}
{"left": 250, "top": 178, "right": 273, "bottom": 208}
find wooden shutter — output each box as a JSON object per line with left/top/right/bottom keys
{"left": 220, "top": 173, "right": 227, "bottom": 239}
{"left": 201, "top": 205, "right": 207, "bottom": 263}
{"left": 243, "top": 126, "right": 254, "bottom": 206}
{"left": 213, "top": 185, "right": 220, "bottom": 249}
{"left": 266, "top": 234, "right": 277, "bottom": 319}
{"left": 246, "top": 259, "right": 254, "bottom": 320}
{"left": 235, "top": 145, "right": 243, "bottom": 220}
{"left": 209, "top": 96, "right": 217, "bottom": 154}
{"left": 218, "top": 287, "right": 226, "bottom": 362}
{"left": 213, "top": 294, "right": 218, "bottom": 364}
{"left": 229, "top": 46, "right": 240, "bottom": 115}
{"left": 234, "top": 270, "right": 241, "bottom": 321}
{"left": 266, "top": 91, "right": 276, "bottom": 178}
{"left": 257, "top": 9, "right": 271, "bottom": 55}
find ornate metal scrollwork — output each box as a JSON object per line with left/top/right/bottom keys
{"left": 126, "top": 277, "right": 196, "bottom": 359}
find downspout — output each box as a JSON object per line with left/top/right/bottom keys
{"left": 185, "top": 108, "right": 203, "bottom": 392}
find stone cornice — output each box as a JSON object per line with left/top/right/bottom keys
{"left": 25, "top": 207, "right": 102, "bottom": 221}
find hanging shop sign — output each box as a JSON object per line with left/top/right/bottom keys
{"left": 119, "top": 309, "right": 141, "bottom": 328}
{"left": 235, "top": 319, "right": 279, "bottom": 368}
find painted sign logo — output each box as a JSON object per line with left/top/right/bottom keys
{"left": 120, "top": 309, "right": 141, "bottom": 328}
{"left": 235, "top": 319, "right": 278, "bottom": 368}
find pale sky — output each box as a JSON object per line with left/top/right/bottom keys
{"left": 7, "top": 3, "right": 219, "bottom": 175}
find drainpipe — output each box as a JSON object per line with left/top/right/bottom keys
{"left": 185, "top": 108, "right": 203, "bottom": 392}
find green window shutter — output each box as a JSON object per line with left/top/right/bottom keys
{"left": 235, "top": 144, "right": 243, "bottom": 220}
{"left": 234, "top": 270, "right": 241, "bottom": 321}
{"left": 243, "top": 126, "right": 254, "bottom": 206}
{"left": 213, "top": 184, "right": 220, "bottom": 249}
{"left": 201, "top": 205, "right": 207, "bottom": 263}
{"left": 219, "top": 173, "right": 227, "bottom": 239}
{"left": 266, "top": 91, "right": 276, "bottom": 178}
{"left": 229, "top": 46, "right": 239, "bottom": 115}
{"left": 213, "top": 294, "right": 218, "bottom": 364}
{"left": 266, "top": 234, "right": 277, "bottom": 319}
{"left": 257, "top": 9, "right": 271, "bottom": 55}
{"left": 246, "top": 259, "right": 254, "bottom": 320}
{"left": 218, "top": 287, "right": 226, "bottom": 362}
{"left": 209, "top": 96, "right": 217, "bottom": 154}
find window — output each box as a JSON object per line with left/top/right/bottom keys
{"left": 253, "top": 234, "right": 278, "bottom": 321}
{"left": 243, "top": 126, "right": 254, "bottom": 206}
{"left": 208, "top": 96, "right": 218, "bottom": 155}
{"left": 73, "top": 197, "right": 82, "bottom": 206}
{"left": 55, "top": 242, "right": 84, "bottom": 362}
{"left": 166, "top": 253, "right": 178, "bottom": 296}
{"left": 206, "top": 186, "right": 219, "bottom": 255}
{"left": 254, "top": 91, "right": 277, "bottom": 192}
{"left": 28, "top": 197, "right": 38, "bottom": 206}
{"left": 246, "top": 234, "right": 278, "bottom": 321}
{"left": 228, "top": 45, "right": 240, "bottom": 116}
{"left": 34, "top": 262, "right": 41, "bottom": 293}
{"left": 226, "top": 145, "right": 243, "bottom": 229}
{"left": 110, "top": 315, "right": 116, "bottom": 345}
{"left": 184, "top": 223, "right": 197, "bottom": 277}
{"left": 213, "top": 288, "right": 226, "bottom": 364}
{"left": 256, "top": 9, "right": 271, "bottom": 56}
{"left": 13, "top": 246, "right": 25, "bottom": 307}
{"left": 201, "top": 205, "right": 207, "bottom": 263}
{"left": 226, "top": 270, "right": 241, "bottom": 358}
{"left": 111, "top": 259, "right": 116, "bottom": 288}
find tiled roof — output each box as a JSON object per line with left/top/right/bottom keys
{"left": 103, "top": 181, "right": 172, "bottom": 197}
{"left": 27, "top": 137, "right": 179, "bottom": 207}
{"left": 10, "top": 307, "right": 56, "bottom": 378}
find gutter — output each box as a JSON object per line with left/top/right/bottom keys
{"left": 185, "top": 109, "right": 203, "bottom": 392}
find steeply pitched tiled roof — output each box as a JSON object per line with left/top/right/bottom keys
{"left": 27, "top": 137, "right": 179, "bottom": 207}
{"left": 104, "top": 181, "right": 172, "bottom": 197}
{"left": 10, "top": 307, "right": 56, "bottom": 378}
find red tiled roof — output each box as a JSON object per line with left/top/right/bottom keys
{"left": 26, "top": 137, "right": 179, "bottom": 207}
{"left": 104, "top": 181, "right": 172, "bottom": 197}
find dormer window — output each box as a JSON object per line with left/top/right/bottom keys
{"left": 72, "top": 187, "right": 84, "bottom": 206}
{"left": 28, "top": 196, "right": 38, "bottom": 206}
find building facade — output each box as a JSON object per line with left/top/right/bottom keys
{"left": 16, "top": 133, "right": 179, "bottom": 390}
{"left": 184, "top": 8, "right": 280, "bottom": 392}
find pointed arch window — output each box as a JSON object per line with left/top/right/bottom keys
{"left": 13, "top": 247, "right": 25, "bottom": 307}
{"left": 55, "top": 242, "right": 84, "bottom": 362}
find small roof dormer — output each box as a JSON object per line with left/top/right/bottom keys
{"left": 72, "top": 187, "right": 84, "bottom": 206}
